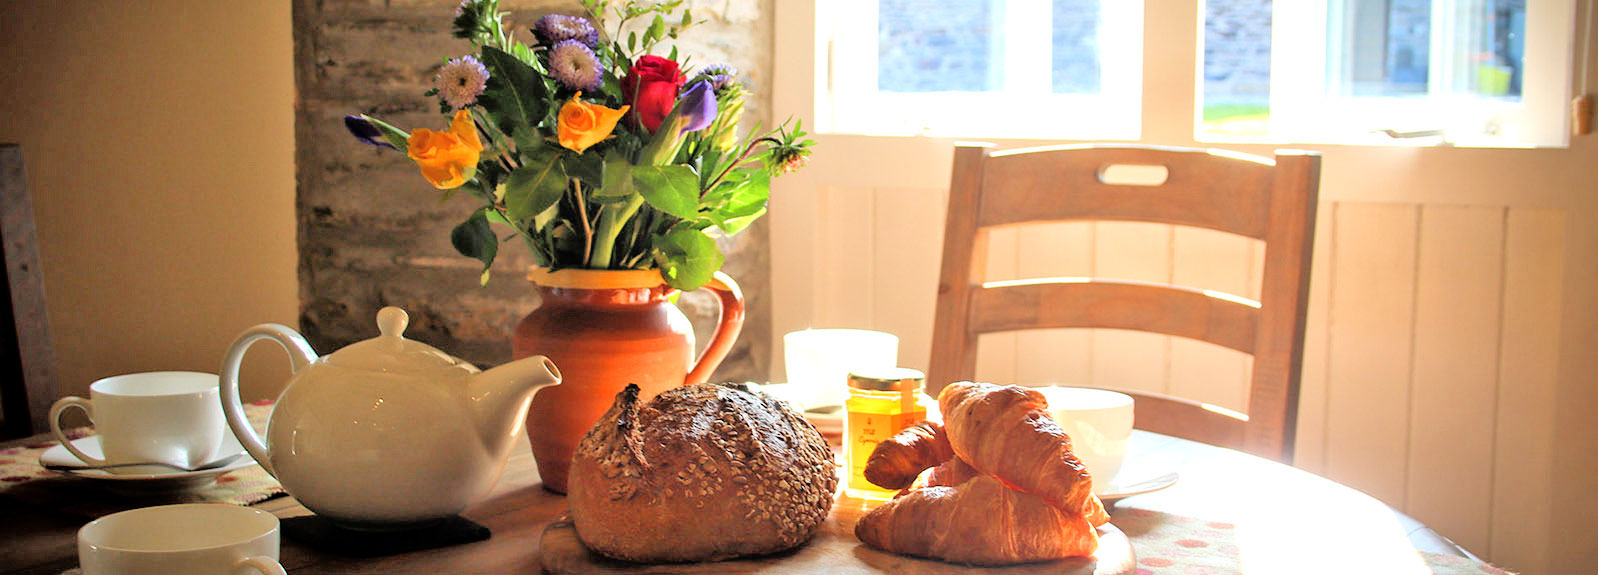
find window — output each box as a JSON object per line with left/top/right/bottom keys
{"left": 822, "top": 0, "right": 1144, "bottom": 139}
{"left": 1201, "top": 0, "right": 1573, "bottom": 147}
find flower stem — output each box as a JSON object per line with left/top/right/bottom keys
{"left": 588, "top": 194, "right": 644, "bottom": 268}
{"left": 574, "top": 180, "right": 593, "bottom": 265}
{"left": 703, "top": 136, "right": 779, "bottom": 193}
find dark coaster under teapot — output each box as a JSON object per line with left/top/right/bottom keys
{"left": 281, "top": 515, "right": 490, "bottom": 558}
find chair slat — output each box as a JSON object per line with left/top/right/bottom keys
{"left": 1103, "top": 388, "right": 1249, "bottom": 451}
{"left": 968, "top": 280, "right": 1258, "bottom": 354}
{"left": 978, "top": 145, "right": 1275, "bottom": 239}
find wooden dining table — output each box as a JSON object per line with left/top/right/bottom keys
{"left": 0, "top": 428, "right": 1480, "bottom": 575}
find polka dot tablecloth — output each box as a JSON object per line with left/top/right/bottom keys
{"left": 1111, "top": 507, "right": 1515, "bottom": 575}
{"left": 0, "top": 401, "right": 284, "bottom": 514}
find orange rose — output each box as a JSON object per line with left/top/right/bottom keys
{"left": 407, "top": 109, "right": 483, "bottom": 189}
{"left": 557, "top": 94, "right": 628, "bottom": 154}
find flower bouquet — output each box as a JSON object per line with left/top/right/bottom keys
{"left": 345, "top": 0, "right": 811, "bottom": 291}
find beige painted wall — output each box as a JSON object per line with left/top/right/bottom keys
{"left": 0, "top": 1, "right": 298, "bottom": 404}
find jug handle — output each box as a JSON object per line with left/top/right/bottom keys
{"left": 685, "top": 271, "right": 745, "bottom": 386}
{"left": 219, "top": 324, "right": 317, "bottom": 478}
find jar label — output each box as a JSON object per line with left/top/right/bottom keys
{"left": 845, "top": 409, "right": 926, "bottom": 494}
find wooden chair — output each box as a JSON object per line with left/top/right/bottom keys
{"left": 928, "top": 143, "right": 1320, "bottom": 463}
{"left": 0, "top": 144, "right": 57, "bottom": 439}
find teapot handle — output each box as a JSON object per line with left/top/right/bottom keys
{"left": 218, "top": 324, "right": 317, "bottom": 478}
{"left": 685, "top": 271, "right": 745, "bottom": 386}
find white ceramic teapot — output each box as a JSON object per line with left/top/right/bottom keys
{"left": 218, "top": 306, "right": 561, "bottom": 527}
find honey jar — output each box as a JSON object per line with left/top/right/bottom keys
{"left": 844, "top": 367, "right": 933, "bottom": 499}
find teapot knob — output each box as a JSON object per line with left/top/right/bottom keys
{"left": 377, "top": 306, "right": 409, "bottom": 338}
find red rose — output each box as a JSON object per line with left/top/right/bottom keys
{"left": 621, "top": 55, "right": 686, "bottom": 133}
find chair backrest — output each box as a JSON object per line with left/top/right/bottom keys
{"left": 0, "top": 144, "right": 57, "bottom": 439}
{"left": 928, "top": 143, "right": 1320, "bottom": 462}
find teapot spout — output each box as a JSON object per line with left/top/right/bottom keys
{"left": 468, "top": 356, "right": 562, "bottom": 450}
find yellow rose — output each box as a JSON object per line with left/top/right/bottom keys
{"left": 557, "top": 94, "right": 628, "bottom": 154}
{"left": 407, "top": 109, "right": 483, "bottom": 189}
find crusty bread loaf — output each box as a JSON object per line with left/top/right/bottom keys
{"left": 568, "top": 383, "right": 839, "bottom": 563}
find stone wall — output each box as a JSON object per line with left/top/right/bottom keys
{"left": 293, "top": 0, "right": 774, "bottom": 381}
{"left": 1203, "top": 0, "right": 1272, "bottom": 105}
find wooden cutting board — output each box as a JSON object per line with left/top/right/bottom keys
{"left": 538, "top": 496, "right": 1135, "bottom": 574}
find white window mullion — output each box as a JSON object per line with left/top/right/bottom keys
{"left": 1002, "top": 0, "right": 1053, "bottom": 94}
{"left": 1099, "top": 0, "right": 1144, "bottom": 103}
{"left": 1269, "top": 0, "right": 1332, "bottom": 141}
{"left": 1430, "top": 0, "right": 1458, "bottom": 98}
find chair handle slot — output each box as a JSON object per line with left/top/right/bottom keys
{"left": 1097, "top": 163, "right": 1170, "bottom": 186}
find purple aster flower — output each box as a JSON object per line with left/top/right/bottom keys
{"left": 344, "top": 115, "right": 397, "bottom": 150}
{"left": 676, "top": 81, "right": 718, "bottom": 134}
{"left": 695, "top": 64, "right": 739, "bottom": 91}
{"left": 548, "top": 40, "right": 604, "bottom": 92}
{"left": 533, "top": 14, "right": 599, "bottom": 47}
{"left": 435, "top": 55, "right": 490, "bottom": 109}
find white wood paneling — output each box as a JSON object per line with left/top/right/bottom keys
{"left": 1091, "top": 222, "right": 1174, "bottom": 395}
{"left": 1014, "top": 222, "right": 1096, "bottom": 386}
{"left": 974, "top": 227, "right": 1019, "bottom": 383}
{"left": 871, "top": 188, "right": 947, "bottom": 374}
{"left": 1489, "top": 209, "right": 1565, "bottom": 572}
{"left": 1324, "top": 203, "right": 1418, "bottom": 507}
{"left": 1405, "top": 206, "right": 1506, "bottom": 554}
{"left": 1169, "top": 226, "right": 1254, "bottom": 412}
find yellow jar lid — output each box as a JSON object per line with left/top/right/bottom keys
{"left": 848, "top": 367, "right": 926, "bottom": 392}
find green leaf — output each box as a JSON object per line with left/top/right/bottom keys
{"left": 359, "top": 115, "right": 412, "bottom": 150}
{"left": 486, "top": 208, "right": 513, "bottom": 226}
{"left": 700, "top": 168, "right": 769, "bottom": 235}
{"left": 503, "top": 152, "right": 567, "bottom": 222}
{"left": 716, "top": 207, "right": 767, "bottom": 236}
{"left": 654, "top": 226, "right": 724, "bottom": 291}
{"left": 510, "top": 42, "right": 534, "bottom": 64}
{"left": 451, "top": 210, "right": 498, "bottom": 273}
{"left": 511, "top": 124, "right": 543, "bottom": 158}
{"left": 564, "top": 152, "right": 605, "bottom": 189}
{"left": 479, "top": 46, "right": 548, "bottom": 143}
{"left": 596, "top": 156, "right": 635, "bottom": 198}
{"left": 632, "top": 165, "right": 698, "bottom": 218}
{"left": 645, "top": 14, "right": 665, "bottom": 45}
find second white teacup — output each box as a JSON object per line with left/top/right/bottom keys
{"left": 78, "top": 503, "right": 285, "bottom": 575}
{"left": 49, "top": 371, "right": 227, "bottom": 472}
{"left": 1034, "top": 386, "right": 1135, "bottom": 494}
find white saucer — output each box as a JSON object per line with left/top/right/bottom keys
{"left": 803, "top": 404, "right": 844, "bottom": 438}
{"left": 1098, "top": 471, "right": 1179, "bottom": 503}
{"left": 40, "top": 433, "right": 256, "bottom": 490}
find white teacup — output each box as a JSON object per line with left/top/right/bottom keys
{"left": 78, "top": 503, "right": 285, "bottom": 575}
{"left": 49, "top": 372, "right": 227, "bottom": 472}
{"left": 784, "top": 329, "right": 898, "bottom": 409}
{"left": 1034, "top": 386, "right": 1135, "bottom": 493}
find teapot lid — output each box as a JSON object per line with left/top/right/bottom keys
{"left": 322, "top": 307, "right": 475, "bottom": 374}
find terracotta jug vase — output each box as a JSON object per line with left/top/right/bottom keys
{"left": 512, "top": 267, "right": 745, "bottom": 493}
